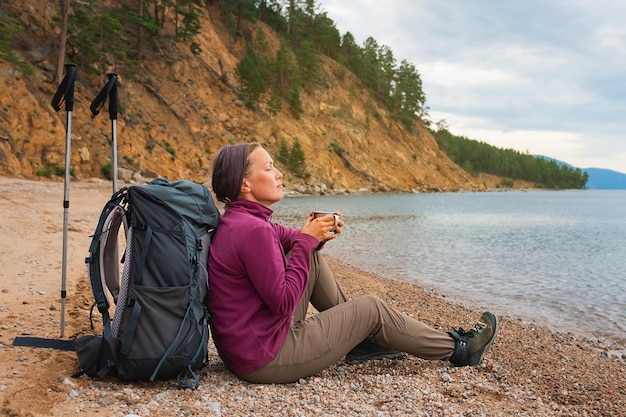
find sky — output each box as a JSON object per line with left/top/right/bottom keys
{"left": 320, "top": 0, "right": 626, "bottom": 173}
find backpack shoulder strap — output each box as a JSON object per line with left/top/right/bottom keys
{"left": 99, "top": 204, "right": 128, "bottom": 303}
{"left": 85, "top": 188, "right": 128, "bottom": 334}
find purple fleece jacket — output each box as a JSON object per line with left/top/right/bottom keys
{"left": 206, "top": 199, "right": 319, "bottom": 375}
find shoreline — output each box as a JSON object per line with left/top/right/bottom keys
{"left": 1, "top": 177, "right": 625, "bottom": 416}
{"left": 332, "top": 255, "right": 626, "bottom": 360}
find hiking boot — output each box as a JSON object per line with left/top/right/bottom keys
{"left": 448, "top": 311, "right": 498, "bottom": 367}
{"left": 345, "top": 335, "right": 405, "bottom": 365}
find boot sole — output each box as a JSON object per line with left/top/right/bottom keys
{"left": 345, "top": 351, "right": 405, "bottom": 365}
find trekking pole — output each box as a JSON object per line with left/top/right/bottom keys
{"left": 51, "top": 63, "right": 77, "bottom": 338}
{"left": 90, "top": 73, "right": 121, "bottom": 192}
{"left": 90, "top": 74, "right": 123, "bottom": 292}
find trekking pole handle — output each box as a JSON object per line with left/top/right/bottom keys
{"left": 51, "top": 63, "right": 77, "bottom": 112}
{"left": 90, "top": 73, "right": 121, "bottom": 119}
{"left": 107, "top": 73, "right": 120, "bottom": 121}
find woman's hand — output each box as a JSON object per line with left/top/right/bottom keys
{"left": 301, "top": 212, "right": 344, "bottom": 242}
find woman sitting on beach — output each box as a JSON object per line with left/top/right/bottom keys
{"left": 206, "top": 142, "right": 498, "bottom": 384}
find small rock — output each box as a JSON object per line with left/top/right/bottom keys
{"left": 63, "top": 378, "right": 77, "bottom": 387}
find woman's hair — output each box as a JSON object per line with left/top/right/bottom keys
{"left": 211, "top": 142, "right": 261, "bottom": 204}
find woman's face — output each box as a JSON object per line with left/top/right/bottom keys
{"left": 241, "top": 146, "right": 284, "bottom": 207}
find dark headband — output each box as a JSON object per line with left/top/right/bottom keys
{"left": 212, "top": 143, "right": 249, "bottom": 204}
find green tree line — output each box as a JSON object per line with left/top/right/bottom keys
{"left": 4, "top": 1, "right": 587, "bottom": 189}
{"left": 432, "top": 128, "right": 589, "bottom": 189}
{"left": 228, "top": 0, "right": 428, "bottom": 129}
{"left": 4, "top": 1, "right": 427, "bottom": 127}
{"left": 58, "top": 0, "right": 204, "bottom": 76}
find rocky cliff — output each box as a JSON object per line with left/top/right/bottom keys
{"left": 0, "top": 1, "right": 485, "bottom": 194}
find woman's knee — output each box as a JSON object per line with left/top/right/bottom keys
{"left": 354, "top": 295, "right": 387, "bottom": 319}
{"left": 357, "top": 294, "right": 384, "bottom": 306}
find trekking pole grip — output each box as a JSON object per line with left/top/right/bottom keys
{"left": 51, "top": 63, "right": 77, "bottom": 112}
{"left": 90, "top": 73, "right": 120, "bottom": 118}
{"left": 107, "top": 73, "right": 120, "bottom": 120}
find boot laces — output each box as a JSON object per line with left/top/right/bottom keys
{"left": 452, "top": 320, "right": 487, "bottom": 341}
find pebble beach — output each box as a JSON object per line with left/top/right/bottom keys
{"left": 0, "top": 177, "right": 625, "bottom": 417}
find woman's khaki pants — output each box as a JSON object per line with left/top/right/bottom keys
{"left": 240, "top": 252, "right": 455, "bottom": 383}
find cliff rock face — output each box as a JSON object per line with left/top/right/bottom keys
{"left": 0, "top": 1, "right": 484, "bottom": 193}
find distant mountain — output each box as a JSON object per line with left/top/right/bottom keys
{"left": 535, "top": 155, "right": 626, "bottom": 190}
{"left": 583, "top": 168, "right": 626, "bottom": 190}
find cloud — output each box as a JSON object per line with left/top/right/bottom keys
{"left": 321, "top": 0, "right": 626, "bottom": 172}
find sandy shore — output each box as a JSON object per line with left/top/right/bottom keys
{"left": 0, "top": 176, "right": 625, "bottom": 417}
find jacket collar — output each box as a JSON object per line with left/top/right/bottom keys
{"left": 227, "top": 199, "right": 273, "bottom": 221}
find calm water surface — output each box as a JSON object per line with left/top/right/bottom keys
{"left": 272, "top": 190, "right": 626, "bottom": 346}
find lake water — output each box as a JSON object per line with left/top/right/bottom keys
{"left": 272, "top": 190, "right": 626, "bottom": 347}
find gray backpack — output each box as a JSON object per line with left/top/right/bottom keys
{"left": 76, "top": 178, "right": 220, "bottom": 389}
